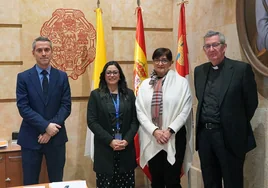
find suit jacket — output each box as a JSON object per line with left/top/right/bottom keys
{"left": 194, "top": 57, "right": 258, "bottom": 158}
{"left": 16, "top": 65, "right": 71, "bottom": 150}
{"left": 87, "top": 88, "right": 139, "bottom": 175}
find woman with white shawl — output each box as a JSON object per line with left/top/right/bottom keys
{"left": 136, "top": 48, "right": 192, "bottom": 188}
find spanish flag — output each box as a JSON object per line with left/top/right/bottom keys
{"left": 133, "top": 7, "right": 148, "bottom": 95}
{"left": 133, "top": 6, "right": 151, "bottom": 181}
{"left": 84, "top": 8, "right": 107, "bottom": 160}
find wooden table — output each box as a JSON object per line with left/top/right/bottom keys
{"left": 0, "top": 143, "right": 23, "bottom": 187}
{"left": 0, "top": 143, "right": 49, "bottom": 188}
{"left": 0, "top": 143, "right": 21, "bottom": 153}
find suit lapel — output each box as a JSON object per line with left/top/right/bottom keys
{"left": 198, "top": 63, "right": 210, "bottom": 103}
{"left": 219, "top": 59, "right": 234, "bottom": 106}
{"left": 120, "top": 94, "right": 128, "bottom": 133}
{"left": 99, "top": 91, "right": 111, "bottom": 125}
{"left": 29, "top": 66, "right": 46, "bottom": 104}
{"left": 47, "top": 67, "right": 59, "bottom": 104}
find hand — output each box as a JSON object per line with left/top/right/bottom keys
{"left": 153, "top": 129, "right": 165, "bottom": 144}
{"left": 38, "top": 133, "right": 51, "bottom": 144}
{"left": 46, "top": 123, "right": 61, "bottom": 136}
{"left": 161, "top": 129, "right": 172, "bottom": 143}
{"left": 153, "top": 129, "right": 171, "bottom": 144}
{"left": 120, "top": 140, "right": 128, "bottom": 147}
{"left": 116, "top": 140, "right": 128, "bottom": 151}
{"left": 110, "top": 139, "right": 127, "bottom": 151}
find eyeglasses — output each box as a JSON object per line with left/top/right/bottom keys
{"left": 203, "top": 42, "right": 223, "bottom": 50}
{"left": 153, "top": 59, "right": 170, "bottom": 64}
{"left": 106, "top": 71, "right": 119, "bottom": 76}
{"left": 35, "top": 48, "right": 51, "bottom": 53}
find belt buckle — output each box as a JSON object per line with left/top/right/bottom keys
{"left": 205, "top": 123, "right": 212, "bottom": 130}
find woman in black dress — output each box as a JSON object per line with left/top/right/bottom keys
{"left": 87, "top": 61, "right": 139, "bottom": 187}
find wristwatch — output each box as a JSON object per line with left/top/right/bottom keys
{"left": 169, "top": 128, "right": 175, "bottom": 134}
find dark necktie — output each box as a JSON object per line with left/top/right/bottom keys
{"left": 41, "top": 70, "right": 48, "bottom": 100}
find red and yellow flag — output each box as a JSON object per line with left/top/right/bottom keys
{"left": 176, "top": 3, "right": 194, "bottom": 179}
{"left": 133, "top": 7, "right": 148, "bottom": 95}
{"left": 133, "top": 6, "right": 151, "bottom": 181}
{"left": 176, "top": 3, "right": 189, "bottom": 77}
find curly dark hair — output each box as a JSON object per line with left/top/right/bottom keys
{"left": 99, "top": 61, "right": 128, "bottom": 96}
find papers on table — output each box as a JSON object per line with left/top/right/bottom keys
{"left": 0, "top": 139, "right": 8, "bottom": 148}
{"left": 49, "top": 180, "right": 87, "bottom": 188}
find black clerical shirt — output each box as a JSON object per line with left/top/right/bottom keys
{"left": 200, "top": 61, "right": 224, "bottom": 124}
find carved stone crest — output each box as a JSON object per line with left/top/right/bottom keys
{"left": 40, "top": 9, "right": 96, "bottom": 80}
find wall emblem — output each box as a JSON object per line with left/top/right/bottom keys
{"left": 40, "top": 9, "right": 96, "bottom": 80}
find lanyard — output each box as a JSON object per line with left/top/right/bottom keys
{"left": 111, "top": 93, "right": 120, "bottom": 130}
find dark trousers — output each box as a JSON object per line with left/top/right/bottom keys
{"left": 21, "top": 144, "right": 66, "bottom": 185}
{"left": 198, "top": 128, "right": 245, "bottom": 188}
{"left": 148, "top": 126, "right": 186, "bottom": 188}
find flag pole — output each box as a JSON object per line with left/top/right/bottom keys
{"left": 177, "top": 1, "right": 192, "bottom": 188}
{"left": 133, "top": 3, "right": 151, "bottom": 188}
{"left": 137, "top": 0, "right": 140, "bottom": 7}
{"left": 84, "top": 0, "right": 107, "bottom": 161}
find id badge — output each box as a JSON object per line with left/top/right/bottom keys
{"left": 115, "top": 132, "right": 122, "bottom": 140}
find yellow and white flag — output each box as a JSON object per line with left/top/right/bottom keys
{"left": 84, "top": 8, "right": 107, "bottom": 160}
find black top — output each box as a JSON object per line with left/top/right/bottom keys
{"left": 200, "top": 61, "right": 224, "bottom": 124}
{"left": 87, "top": 89, "right": 139, "bottom": 175}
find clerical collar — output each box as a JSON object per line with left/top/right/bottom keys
{"left": 212, "top": 66, "right": 219, "bottom": 70}
{"left": 211, "top": 58, "right": 225, "bottom": 70}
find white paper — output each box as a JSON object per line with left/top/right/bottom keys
{"left": 49, "top": 180, "right": 87, "bottom": 188}
{"left": 0, "top": 139, "right": 8, "bottom": 148}
{"left": 23, "top": 186, "right": 45, "bottom": 188}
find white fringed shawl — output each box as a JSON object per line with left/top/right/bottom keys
{"left": 136, "top": 70, "right": 193, "bottom": 174}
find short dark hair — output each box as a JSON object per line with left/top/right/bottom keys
{"left": 32, "top": 36, "right": 52, "bottom": 50}
{"left": 99, "top": 61, "right": 128, "bottom": 96}
{"left": 152, "top": 48, "right": 173, "bottom": 62}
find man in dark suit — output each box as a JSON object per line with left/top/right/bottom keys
{"left": 16, "top": 36, "right": 71, "bottom": 185}
{"left": 194, "top": 31, "right": 258, "bottom": 188}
